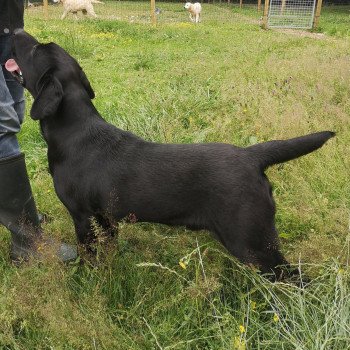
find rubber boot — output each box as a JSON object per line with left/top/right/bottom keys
{"left": 0, "top": 153, "right": 77, "bottom": 262}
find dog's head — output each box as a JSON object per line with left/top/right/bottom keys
{"left": 184, "top": 2, "right": 192, "bottom": 9}
{"left": 5, "top": 29, "right": 95, "bottom": 121}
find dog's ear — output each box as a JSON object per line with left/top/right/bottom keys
{"left": 30, "top": 72, "right": 63, "bottom": 120}
{"left": 80, "top": 69, "right": 95, "bottom": 99}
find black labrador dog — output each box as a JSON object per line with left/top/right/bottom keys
{"left": 7, "top": 30, "right": 334, "bottom": 280}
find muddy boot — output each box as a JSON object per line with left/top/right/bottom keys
{"left": 0, "top": 153, "right": 77, "bottom": 262}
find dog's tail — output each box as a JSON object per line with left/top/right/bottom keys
{"left": 246, "top": 131, "right": 335, "bottom": 170}
{"left": 91, "top": 0, "right": 104, "bottom": 4}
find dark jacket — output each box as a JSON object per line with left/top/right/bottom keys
{"left": 0, "top": 0, "right": 24, "bottom": 35}
{"left": 0, "top": 0, "right": 24, "bottom": 64}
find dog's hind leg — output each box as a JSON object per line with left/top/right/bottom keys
{"left": 249, "top": 225, "right": 301, "bottom": 282}
{"left": 211, "top": 203, "right": 295, "bottom": 282}
{"left": 252, "top": 246, "right": 300, "bottom": 282}
{"left": 220, "top": 242, "right": 288, "bottom": 283}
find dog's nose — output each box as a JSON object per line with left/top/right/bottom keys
{"left": 13, "top": 28, "right": 24, "bottom": 35}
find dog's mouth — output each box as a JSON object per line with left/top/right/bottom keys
{"left": 5, "top": 59, "right": 24, "bottom": 85}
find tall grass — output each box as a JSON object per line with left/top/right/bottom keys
{"left": 0, "top": 3, "right": 349, "bottom": 349}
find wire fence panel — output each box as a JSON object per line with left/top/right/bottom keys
{"left": 100, "top": 1, "right": 238, "bottom": 24}
{"left": 27, "top": 1, "right": 242, "bottom": 25}
{"left": 268, "top": 0, "right": 317, "bottom": 28}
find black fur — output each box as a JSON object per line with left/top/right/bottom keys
{"left": 11, "top": 30, "right": 334, "bottom": 280}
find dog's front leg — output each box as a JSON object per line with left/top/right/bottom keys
{"left": 95, "top": 214, "right": 118, "bottom": 238}
{"left": 189, "top": 13, "right": 194, "bottom": 22}
{"left": 71, "top": 215, "right": 96, "bottom": 246}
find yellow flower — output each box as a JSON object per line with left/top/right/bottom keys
{"left": 338, "top": 268, "right": 345, "bottom": 275}
{"left": 233, "top": 336, "right": 246, "bottom": 350}
{"left": 250, "top": 301, "right": 256, "bottom": 310}
{"left": 179, "top": 260, "right": 187, "bottom": 269}
{"left": 172, "top": 22, "right": 192, "bottom": 28}
{"left": 273, "top": 313, "right": 279, "bottom": 323}
{"left": 239, "top": 325, "right": 245, "bottom": 334}
{"left": 90, "top": 32, "right": 115, "bottom": 39}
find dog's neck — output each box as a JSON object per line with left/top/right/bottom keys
{"left": 39, "top": 89, "right": 102, "bottom": 145}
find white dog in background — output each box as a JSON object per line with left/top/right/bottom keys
{"left": 184, "top": 2, "right": 202, "bottom": 23}
{"left": 53, "top": 0, "right": 104, "bottom": 20}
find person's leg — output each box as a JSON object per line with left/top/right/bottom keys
{"left": 0, "top": 65, "right": 77, "bottom": 262}
{"left": 5, "top": 67, "right": 25, "bottom": 125}
{"left": 0, "top": 66, "right": 22, "bottom": 158}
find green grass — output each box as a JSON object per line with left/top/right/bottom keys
{"left": 1, "top": 3, "right": 350, "bottom": 349}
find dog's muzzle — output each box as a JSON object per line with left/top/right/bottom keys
{"left": 4, "top": 59, "right": 24, "bottom": 86}
{"left": 10, "top": 70, "right": 24, "bottom": 85}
